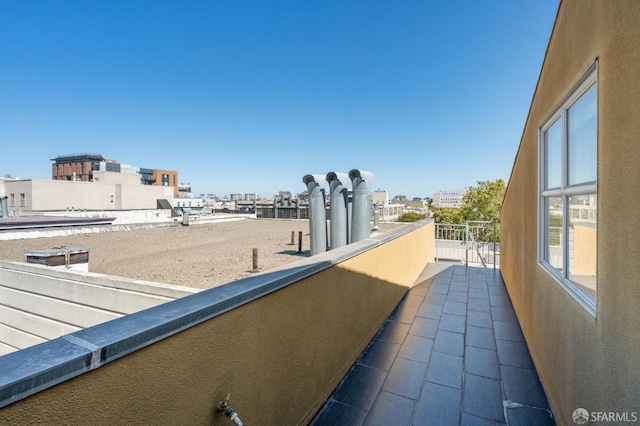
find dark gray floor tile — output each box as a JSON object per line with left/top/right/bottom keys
{"left": 466, "top": 325, "right": 496, "bottom": 350}
{"left": 425, "top": 351, "right": 463, "bottom": 389}
{"left": 465, "top": 346, "right": 500, "bottom": 379}
{"left": 443, "top": 300, "right": 467, "bottom": 316}
{"left": 424, "top": 291, "right": 447, "bottom": 306}
{"left": 417, "top": 303, "right": 443, "bottom": 320}
{"left": 462, "top": 373, "right": 505, "bottom": 423}
{"left": 488, "top": 285, "right": 509, "bottom": 297}
{"left": 364, "top": 391, "right": 414, "bottom": 426}
{"left": 434, "top": 330, "right": 464, "bottom": 356}
{"left": 467, "top": 310, "right": 493, "bottom": 329}
{"left": 409, "top": 283, "right": 430, "bottom": 297}
{"left": 461, "top": 412, "right": 506, "bottom": 425}
{"left": 507, "top": 405, "right": 556, "bottom": 426}
{"left": 450, "top": 277, "right": 469, "bottom": 286}
{"left": 431, "top": 284, "right": 450, "bottom": 294}
{"left": 401, "top": 294, "right": 426, "bottom": 309}
{"left": 398, "top": 334, "right": 433, "bottom": 364}
{"left": 493, "top": 321, "right": 525, "bottom": 342}
{"left": 433, "top": 277, "right": 452, "bottom": 286}
{"left": 489, "top": 294, "right": 513, "bottom": 308}
{"left": 377, "top": 320, "right": 410, "bottom": 344}
{"left": 468, "top": 297, "right": 491, "bottom": 312}
{"left": 311, "top": 400, "right": 367, "bottom": 426}
{"left": 390, "top": 305, "right": 419, "bottom": 324}
{"left": 333, "top": 364, "right": 387, "bottom": 411}
{"left": 496, "top": 339, "right": 535, "bottom": 369}
{"left": 409, "top": 317, "right": 439, "bottom": 339}
{"left": 450, "top": 282, "right": 469, "bottom": 292}
{"left": 447, "top": 290, "right": 469, "bottom": 303}
{"left": 469, "top": 280, "right": 488, "bottom": 289}
{"left": 414, "top": 382, "right": 461, "bottom": 425}
{"left": 382, "top": 358, "right": 427, "bottom": 399}
{"left": 469, "top": 287, "right": 489, "bottom": 300}
{"left": 439, "top": 313, "right": 466, "bottom": 333}
{"left": 501, "top": 365, "right": 550, "bottom": 409}
{"left": 491, "top": 306, "right": 518, "bottom": 323}
{"left": 359, "top": 339, "right": 402, "bottom": 371}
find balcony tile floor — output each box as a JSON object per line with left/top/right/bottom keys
{"left": 311, "top": 263, "right": 555, "bottom": 426}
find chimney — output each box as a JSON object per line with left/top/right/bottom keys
{"left": 326, "top": 172, "right": 350, "bottom": 250}
{"left": 302, "top": 174, "right": 328, "bottom": 255}
{"left": 349, "top": 169, "right": 373, "bottom": 243}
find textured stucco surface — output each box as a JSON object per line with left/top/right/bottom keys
{"left": 501, "top": 1, "right": 640, "bottom": 425}
{"left": 0, "top": 222, "right": 433, "bottom": 425}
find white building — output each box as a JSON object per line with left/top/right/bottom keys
{"left": 1, "top": 179, "right": 174, "bottom": 212}
{"left": 372, "top": 190, "right": 389, "bottom": 207}
{"left": 432, "top": 189, "right": 466, "bottom": 208}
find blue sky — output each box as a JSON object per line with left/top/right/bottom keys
{"left": 0, "top": 0, "right": 559, "bottom": 199}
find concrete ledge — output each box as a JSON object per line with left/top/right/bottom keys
{"left": 0, "top": 219, "right": 432, "bottom": 410}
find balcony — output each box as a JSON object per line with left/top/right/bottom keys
{"left": 0, "top": 220, "right": 553, "bottom": 424}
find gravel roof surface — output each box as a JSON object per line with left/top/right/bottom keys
{"left": 0, "top": 218, "right": 405, "bottom": 289}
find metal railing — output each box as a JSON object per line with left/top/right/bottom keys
{"left": 435, "top": 221, "right": 500, "bottom": 268}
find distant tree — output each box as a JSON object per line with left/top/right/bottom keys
{"left": 459, "top": 179, "right": 506, "bottom": 223}
{"left": 429, "top": 207, "right": 464, "bottom": 224}
{"left": 397, "top": 212, "right": 427, "bottom": 222}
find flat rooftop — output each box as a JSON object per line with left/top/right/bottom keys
{"left": 0, "top": 218, "right": 404, "bottom": 289}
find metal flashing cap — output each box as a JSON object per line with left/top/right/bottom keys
{"left": 303, "top": 174, "right": 327, "bottom": 188}
{"left": 348, "top": 169, "right": 373, "bottom": 183}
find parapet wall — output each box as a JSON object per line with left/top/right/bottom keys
{"left": 0, "top": 220, "right": 434, "bottom": 425}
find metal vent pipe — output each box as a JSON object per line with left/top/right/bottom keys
{"left": 326, "top": 172, "right": 349, "bottom": 250}
{"left": 349, "top": 169, "right": 373, "bottom": 243}
{"left": 303, "top": 174, "right": 328, "bottom": 255}
{"left": 0, "top": 197, "right": 8, "bottom": 218}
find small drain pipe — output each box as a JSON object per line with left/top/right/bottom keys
{"left": 326, "top": 172, "right": 349, "bottom": 250}
{"left": 223, "top": 407, "right": 244, "bottom": 426}
{"left": 217, "top": 394, "right": 244, "bottom": 426}
{"left": 0, "top": 196, "right": 8, "bottom": 218}
{"left": 349, "top": 169, "right": 373, "bottom": 243}
{"left": 303, "top": 174, "right": 328, "bottom": 255}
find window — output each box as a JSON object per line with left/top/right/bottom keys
{"left": 9, "top": 193, "right": 15, "bottom": 207}
{"left": 539, "top": 63, "right": 597, "bottom": 314}
{"left": 19, "top": 193, "right": 26, "bottom": 207}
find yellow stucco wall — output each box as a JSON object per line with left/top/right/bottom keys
{"left": 501, "top": 1, "right": 640, "bottom": 424}
{"left": 572, "top": 224, "right": 596, "bottom": 277}
{"left": 0, "top": 222, "right": 433, "bottom": 425}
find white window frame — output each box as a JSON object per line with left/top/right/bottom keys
{"left": 19, "top": 193, "right": 26, "bottom": 207}
{"left": 538, "top": 61, "right": 597, "bottom": 316}
{"left": 9, "top": 193, "right": 15, "bottom": 207}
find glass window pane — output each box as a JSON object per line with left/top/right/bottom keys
{"left": 545, "top": 196, "right": 564, "bottom": 272}
{"left": 568, "top": 84, "right": 597, "bottom": 184}
{"left": 568, "top": 193, "right": 597, "bottom": 298}
{"left": 545, "top": 120, "right": 562, "bottom": 189}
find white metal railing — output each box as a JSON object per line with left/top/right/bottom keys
{"left": 435, "top": 221, "right": 500, "bottom": 268}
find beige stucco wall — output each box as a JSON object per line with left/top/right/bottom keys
{"left": 92, "top": 171, "right": 141, "bottom": 186}
{"left": 0, "top": 222, "right": 433, "bottom": 425}
{"left": 501, "top": 1, "right": 640, "bottom": 424}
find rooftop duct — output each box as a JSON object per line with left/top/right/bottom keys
{"left": 349, "top": 169, "right": 373, "bottom": 243}
{"left": 326, "top": 172, "right": 350, "bottom": 250}
{"left": 303, "top": 174, "right": 328, "bottom": 256}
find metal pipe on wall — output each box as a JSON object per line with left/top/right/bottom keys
{"left": 0, "top": 197, "right": 8, "bottom": 218}
{"left": 326, "top": 172, "right": 350, "bottom": 250}
{"left": 349, "top": 169, "right": 373, "bottom": 243}
{"left": 303, "top": 174, "right": 328, "bottom": 255}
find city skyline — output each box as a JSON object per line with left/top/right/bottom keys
{"left": 0, "top": 1, "right": 559, "bottom": 198}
